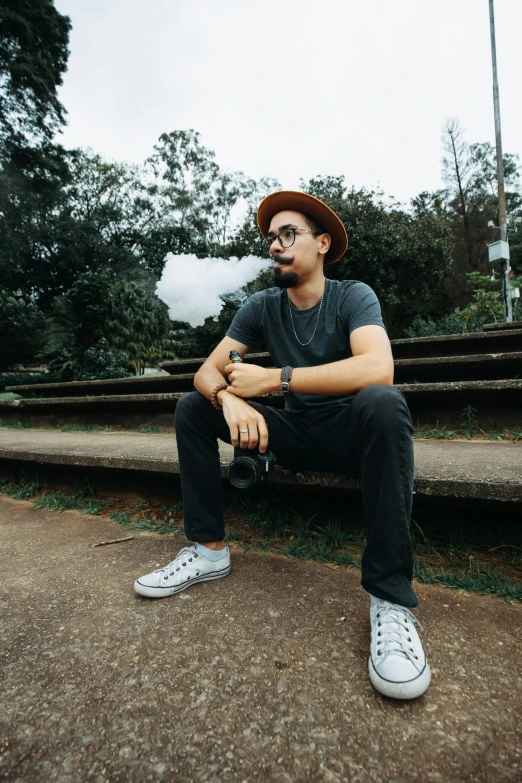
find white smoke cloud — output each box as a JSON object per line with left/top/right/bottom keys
{"left": 155, "top": 253, "right": 272, "bottom": 328}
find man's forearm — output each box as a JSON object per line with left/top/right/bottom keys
{"left": 259, "top": 354, "right": 394, "bottom": 397}
{"left": 290, "top": 354, "right": 393, "bottom": 395}
{"left": 198, "top": 353, "right": 393, "bottom": 401}
{"left": 194, "top": 363, "right": 228, "bottom": 400}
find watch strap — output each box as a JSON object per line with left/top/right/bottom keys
{"left": 281, "top": 366, "right": 293, "bottom": 393}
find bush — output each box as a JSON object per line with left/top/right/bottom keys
{"left": 0, "top": 372, "right": 59, "bottom": 393}
{"left": 76, "top": 339, "right": 132, "bottom": 381}
{"left": 404, "top": 309, "right": 489, "bottom": 338}
{"left": 0, "top": 291, "right": 45, "bottom": 371}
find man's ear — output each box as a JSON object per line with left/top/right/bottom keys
{"left": 318, "top": 232, "right": 331, "bottom": 257}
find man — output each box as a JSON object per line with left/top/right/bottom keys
{"left": 134, "top": 191, "right": 431, "bottom": 700}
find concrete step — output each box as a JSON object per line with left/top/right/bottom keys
{"left": 483, "top": 320, "right": 522, "bottom": 332}
{"left": 6, "top": 374, "right": 195, "bottom": 398}
{"left": 1, "top": 381, "right": 521, "bottom": 430}
{"left": 8, "top": 348, "right": 522, "bottom": 399}
{"left": 390, "top": 329, "right": 522, "bottom": 359}
{"left": 393, "top": 352, "right": 522, "bottom": 383}
{"left": 157, "top": 331, "right": 522, "bottom": 373}
{"left": 0, "top": 428, "right": 520, "bottom": 504}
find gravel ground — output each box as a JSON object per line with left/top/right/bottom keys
{"left": 1, "top": 496, "right": 521, "bottom": 783}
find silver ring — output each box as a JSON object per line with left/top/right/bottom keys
{"left": 239, "top": 429, "right": 248, "bottom": 433}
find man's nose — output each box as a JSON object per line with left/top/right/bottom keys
{"left": 270, "top": 239, "right": 283, "bottom": 257}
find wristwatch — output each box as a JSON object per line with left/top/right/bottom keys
{"left": 281, "top": 366, "right": 293, "bottom": 393}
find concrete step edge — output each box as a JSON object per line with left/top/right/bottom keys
{"left": 0, "top": 437, "right": 520, "bottom": 503}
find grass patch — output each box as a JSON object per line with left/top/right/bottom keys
{"left": 413, "top": 424, "right": 522, "bottom": 441}
{"left": 224, "top": 495, "right": 521, "bottom": 601}
{"left": 0, "top": 475, "right": 520, "bottom": 601}
{"left": 2, "top": 414, "right": 518, "bottom": 440}
{"left": 0, "top": 418, "right": 169, "bottom": 433}
{"left": 413, "top": 407, "right": 522, "bottom": 440}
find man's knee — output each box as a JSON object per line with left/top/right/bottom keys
{"left": 353, "top": 385, "right": 412, "bottom": 431}
{"left": 174, "top": 390, "right": 209, "bottom": 429}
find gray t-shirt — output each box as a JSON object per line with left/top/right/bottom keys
{"left": 226, "top": 278, "right": 385, "bottom": 412}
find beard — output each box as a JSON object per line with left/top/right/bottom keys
{"left": 273, "top": 261, "right": 299, "bottom": 289}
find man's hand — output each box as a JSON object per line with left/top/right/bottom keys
{"left": 224, "top": 363, "right": 279, "bottom": 399}
{"left": 219, "top": 392, "right": 269, "bottom": 453}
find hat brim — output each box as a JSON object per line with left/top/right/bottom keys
{"left": 257, "top": 190, "right": 348, "bottom": 265}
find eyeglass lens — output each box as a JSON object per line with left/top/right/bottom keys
{"left": 264, "top": 229, "right": 296, "bottom": 249}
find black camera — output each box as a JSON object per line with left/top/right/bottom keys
{"left": 228, "top": 449, "right": 276, "bottom": 489}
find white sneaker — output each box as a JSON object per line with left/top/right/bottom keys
{"left": 134, "top": 545, "right": 231, "bottom": 598}
{"left": 369, "top": 600, "right": 431, "bottom": 699}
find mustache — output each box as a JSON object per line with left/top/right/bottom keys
{"left": 271, "top": 256, "right": 294, "bottom": 266}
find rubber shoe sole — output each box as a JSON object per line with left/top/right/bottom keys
{"left": 133, "top": 562, "right": 231, "bottom": 598}
{"left": 368, "top": 657, "right": 431, "bottom": 700}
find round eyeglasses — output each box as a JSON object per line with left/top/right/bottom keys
{"left": 264, "top": 227, "right": 322, "bottom": 250}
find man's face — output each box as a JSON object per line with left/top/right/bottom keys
{"left": 266, "top": 210, "right": 327, "bottom": 289}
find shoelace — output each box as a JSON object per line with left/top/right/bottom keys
{"left": 374, "top": 603, "right": 424, "bottom": 663}
{"left": 158, "top": 546, "right": 199, "bottom": 581}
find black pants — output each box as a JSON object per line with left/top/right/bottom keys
{"left": 175, "top": 386, "right": 417, "bottom": 608}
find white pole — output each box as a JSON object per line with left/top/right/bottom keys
{"left": 489, "top": 0, "right": 512, "bottom": 321}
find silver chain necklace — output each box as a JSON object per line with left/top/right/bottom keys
{"left": 287, "top": 284, "right": 326, "bottom": 347}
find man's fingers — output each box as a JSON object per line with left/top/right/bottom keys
{"left": 248, "top": 424, "right": 258, "bottom": 450}
{"left": 257, "top": 419, "right": 269, "bottom": 453}
{"left": 238, "top": 422, "right": 250, "bottom": 449}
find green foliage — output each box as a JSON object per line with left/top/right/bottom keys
{"left": 0, "top": 371, "right": 58, "bottom": 393}
{"left": 2, "top": 102, "right": 521, "bottom": 367}
{"left": 458, "top": 271, "right": 504, "bottom": 330}
{"left": 0, "top": 0, "right": 71, "bottom": 145}
{"left": 175, "top": 301, "right": 239, "bottom": 358}
{"left": 0, "top": 143, "right": 73, "bottom": 306}
{"left": 106, "top": 275, "right": 180, "bottom": 374}
{"left": 146, "top": 130, "right": 257, "bottom": 250}
{"left": 461, "top": 405, "right": 478, "bottom": 439}
{"left": 42, "top": 267, "right": 180, "bottom": 380}
{"left": 43, "top": 268, "right": 117, "bottom": 380}
{"left": 404, "top": 271, "right": 504, "bottom": 336}
{"left": 0, "top": 290, "right": 45, "bottom": 370}
{"left": 76, "top": 338, "right": 131, "bottom": 381}
{"left": 404, "top": 309, "right": 485, "bottom": 338}
{"left": 440, "top": 118, "right": 522, "bottom": 308}
{"left": 0, "top": 1, "right": 73, "bottom": 308}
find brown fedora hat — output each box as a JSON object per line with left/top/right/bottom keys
{"left": 257, "top": 190, "right": 348, "bottom": 265}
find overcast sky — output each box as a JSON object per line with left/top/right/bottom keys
{"left": 54, "top": 0, "right": 521, "bottom": 205}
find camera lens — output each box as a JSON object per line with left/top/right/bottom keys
{"left": 228, "top": 455, "right": 260, "bottom": 489}
{"left": 235, "top": 463, "right": 253, "bottom": 482}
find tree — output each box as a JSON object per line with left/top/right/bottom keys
{"left": 43, "top": 268, "right": 118, "bottom": 379}
{"left": 0, "top": 289, "right": 45, "bottom": 370}
{"left": 0, "top": 141, "right": 71, "bottom": 301}
{"left": 0, "top": 0, "right": 71, "bottom": 149}
{"left": 405, "top": 272, "right": 504, "bottom": 337}
{"left": 1, "top": 148, "right": 154, "bottom": 308}
{"left": 0, "top": 0, "right": 72, "bottom": 306}
{"left": 42, "top": 268, "right": 180, "bottom": 379}
{"left": 106, "top": 273, "right": 180, "bottom": 375}
{"left": 146, "top": 130, "right": 255, "bottom": 252}
{"left": 440, "top": 119, "right": 522, "bottom": 308}
{"left": 442, "top": 118, "right": 475, "bottom": 267}
{"left": 146, "top": 130, "right": 221, "bottom": 244}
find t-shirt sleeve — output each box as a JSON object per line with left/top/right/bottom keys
{"left": 226, "top": 293, "right": 263, "bottom": 347}
{"left": 341, "top": 282, "right": 386, "bottom": 334}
